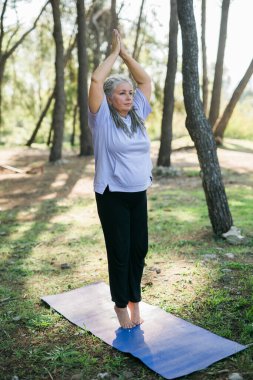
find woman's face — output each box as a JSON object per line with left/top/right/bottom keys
{"left": 109, "top": 82, "right": 134, "bottom": 116}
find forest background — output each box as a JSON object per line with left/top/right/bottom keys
{"left": 1, "top": 0, "right": 253, "bottom": 149}
{"left": 1, "top": 1, "right": 253, "bottom": 379}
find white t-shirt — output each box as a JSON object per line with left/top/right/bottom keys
{"left": 88, "top": 88, "right": 152, "bottom": 194}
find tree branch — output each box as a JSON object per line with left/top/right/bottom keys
{"left": 5, "top": 24, "right": 21, "bottom": 52}
{"left": 132, "top": 0, "right": 145, "bottom": 59}
{"left": 5, "top": 0, "right": 50, "bottom": 59}
{"left": 64, "top": 23, "right": 77, "bottom": 64}
{"left": 0, "top": 0, "right": 9, "bottom": 53}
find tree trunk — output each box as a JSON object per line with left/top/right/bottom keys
{"left": 91, "top": 9, "right": 101, "bottom": 69}
{"left": 208, "top": 0, "right": 230, "bottom": 127}
{"left": 26, "top": 35, "right": 76, "bottom": 146}
{"left": 47, "top": 122, "right": 53, "bottom": 146}
{"left": 26, "top": 90, "right": 55, "bottom": 147}
{"left": 0, "top": 1, "right": 10, "bottom": 130}
{"left": 70, "top": 104, "right": 78, "bottom": 146}
{"left": 76, "top": 0, "right": 93, "bottom": 156}
{"left": 0, "top": 57, "right": 6, "bottom": 130}
{"left": 177, "top": 0, "right": 233, "bottom": 236}
{"left": 201, "top": 0, "right": 208, "bottom": 115}
{"left": 49, "top": 0, "right": 65, "bottom": 162}
{"left": 132, "top": 0, "right": 145, "bottom": 60}
{"left": 214, "top": 58, "right": 253, "bottom": 144}
{"left": 90, "top": 0, "right": 105, "bottom": 69}
{"left": 157, "top": 0, "right": 178, "bottom": 167}
{"left": 105, "top": 0, "right": 118, "bottom": 57}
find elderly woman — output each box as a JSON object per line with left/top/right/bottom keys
{"left": 88, "top": 29, "right": 152, "bottom": 329}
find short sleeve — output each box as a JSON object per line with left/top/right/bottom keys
{"left": 133, "top": 88, "right": 152, "bottom": 120}
{"left": 88, "top": 95, "right": 110, "bottom": 131}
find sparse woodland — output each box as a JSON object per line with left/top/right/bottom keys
{"left": 0, "top": 1, "right": 253, "bottom": 379}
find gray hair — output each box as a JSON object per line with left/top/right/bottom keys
{"left": 103, "top": 75, "right": 145, "bottom": 138}
{"left": 104, "top": 74, "right": 134, "bottom": 97}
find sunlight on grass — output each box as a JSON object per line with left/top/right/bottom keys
{"left": 8, "top": 220, "right": 39, "bottom": 240}
{"left": 230, "top": 200, "right": 247, "bottom": 207}
{"left": 226, "top": 187, "right": 253, "bottom": 233}
{"left": 168, "top": 209, "right": 199, "bottom": 222}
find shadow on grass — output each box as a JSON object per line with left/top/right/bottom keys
{"left": 0, "top": 149, "right": 99, "bottom": 378}
{"left": 218, "top": 139, "right": 253, "bottom": 154}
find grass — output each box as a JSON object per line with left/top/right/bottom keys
{"left": 225, "top": 101, "right": 253, "bottom": 141}
{"left": 0, "top": 146, "right": 253, "bottom": 379}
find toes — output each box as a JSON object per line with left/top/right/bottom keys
{"left": 114, "top": 306, "right": 135, "bottom": 328}
{"left": 122, "top": 323, "right": 134, "bottom": 329}
{"left": 131, "top": 318, "right": 144, "bottom": 326}
{"left": 121, "top": 322, "right": 133, "bottom": 329}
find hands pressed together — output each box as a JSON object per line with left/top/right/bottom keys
{"left": 109, "top": 28, "right": 151, "bottom": 102}
{"left": 88, "top": 27, "right": 151, "bottom": 112}
{"left": 111, "top": 29, "right": 128, "bottom": 59}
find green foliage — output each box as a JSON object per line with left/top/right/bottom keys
{"left": 1, "top": 1, "right": 252, "bottom": 149}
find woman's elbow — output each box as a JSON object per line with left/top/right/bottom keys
{"left": 91, "top": 74, "right": 104, "bottom": 86}
{"left": 138, "top": 76, "right": 151, "bottom": 86}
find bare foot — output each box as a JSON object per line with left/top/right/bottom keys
{"left": 128, "top": 302, "right": 144, "bottom": 325}
{"left": 114, "top": 306, "right": 135, "bottom": 329}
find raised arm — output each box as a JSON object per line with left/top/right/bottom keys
{"left": 119, "top": 36, "right": 151, "bottom": 101}
{"left": 88, "top": 30, "right": 120, "bottom": 113}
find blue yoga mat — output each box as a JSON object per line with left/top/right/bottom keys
{"left": 41, "top": 282, "right": 247, "bottom": 379}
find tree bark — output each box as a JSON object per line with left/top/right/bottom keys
{"left": 76, "top": 0, "right": 93, "bottom": 156}
{"left": 208, "top": 0, "right": 230, "bottom": 127}
{"left": 70, "top": 104, "right": 78, "bottom": 146}
{"left": 105, "top": 0, "right": 118, "bottom": 58}
{"left": 157, "top": 0, "right": 178, "bottom": 167}
{"left": 132, "top": 0, "right": 145, "bottom": 60}
{"left": 214, "top": 58, "right": 253, "bottom": 143}
{"left": 177, "top": 0, "right": 233, "bottom": 235}
{"left": 90, "top": 4, "right": 102, "bottom": 69}
{"left": 201, "top": 0, "right": 208, "bottom": 115}
{"left": 47, "top": 123, "right": 53, "bottom": 146}
{"left": 49, "top": 0, "right": 66, "bottom": 162}
{"left": 0, "top": 0, "right": 8, "bottom": 129}
{"left": 0, "top": 56, "right": 6, "bottom": 129}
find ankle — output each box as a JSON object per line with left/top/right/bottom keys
{"left": 115, "top": 305, "right": 127, "bottom": 310}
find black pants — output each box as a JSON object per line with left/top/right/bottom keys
{"left": 95, "top": 187, "right": 148, "bottom": 308}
